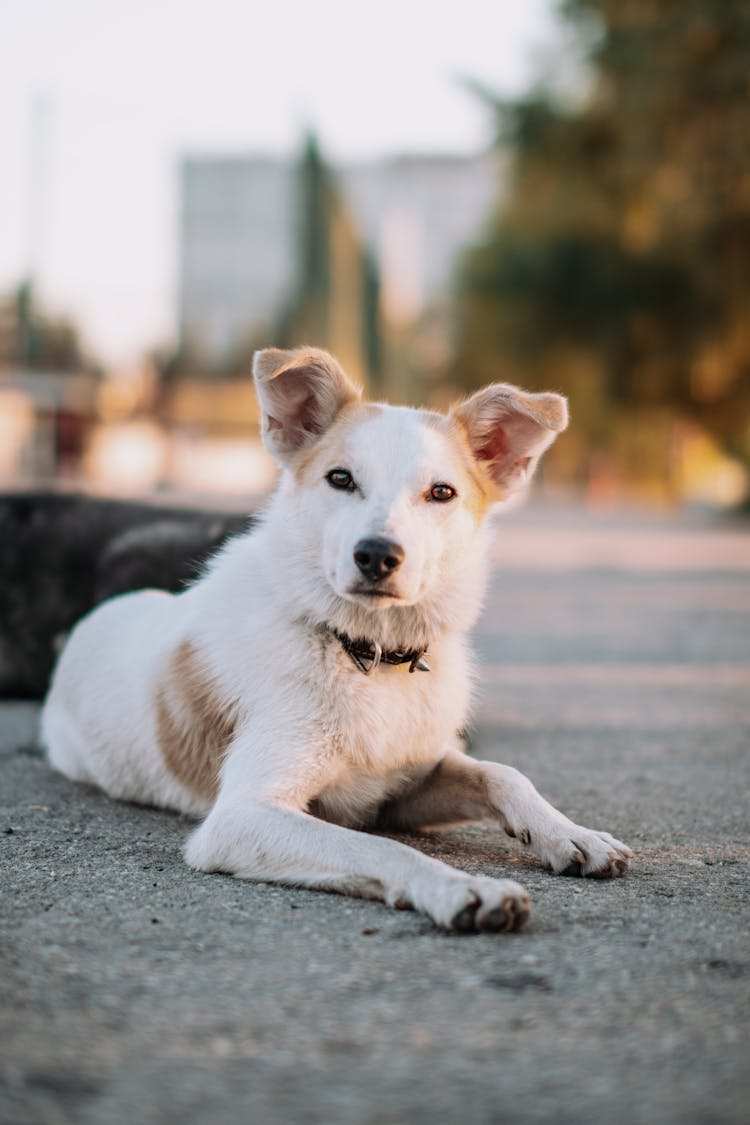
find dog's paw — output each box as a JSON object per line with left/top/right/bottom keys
{"left": 412, "top": 876, "right": 531, "bottom": 934}
{"left": 534, "top": 820, "right": 632, "bottom": 879}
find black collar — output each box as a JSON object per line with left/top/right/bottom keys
{"left": 327, "top": 627, "right": 430, "bottom": 676}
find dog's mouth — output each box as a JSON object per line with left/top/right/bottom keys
{"left": 347, "top": 585, "right": 402, "bottom": 603}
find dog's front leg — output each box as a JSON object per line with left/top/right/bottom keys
{"left": 184, "top": 794, "right": 530, "bottom": 934}
{"left": 380, "top": 749, "right": 632, "bottom": 879}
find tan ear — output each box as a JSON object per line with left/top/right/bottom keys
{"left": 253, "top": 347, "right": 361, "bottom": 464}
{"left": 452, "top": 383, "right": 568, "bottom": 496}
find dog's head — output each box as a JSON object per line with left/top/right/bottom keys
{"left": 253, "top": 347, "right": 567, "bottom": 640}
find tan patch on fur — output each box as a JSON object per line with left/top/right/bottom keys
{"left": 294, "top": 401, "right": 383, "bottom": 484}
{"left": 155, "top": 640, "right": 237, "bottom": 801}
{"left": 377, "top": 753, "right": 492, "bottom": 830}
{"left": 437, "top": 414, "right": 495, "bottom": 522}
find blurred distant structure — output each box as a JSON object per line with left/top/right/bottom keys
{"left": 0, "top": 284, "right": 99, "bottom": 484}
{"left": 179, "top": 156, "right": 294, "bottom": 365}
{"left": 5, "top": 2, "right": 748, "bottom": 509}
{"left": 455, "top": 0, "right": 750, "bottom": 506}
{"left": 0, "top": 280, "right": 275, "bottom": 498}
{"left": 0, "top": 283, "right": 89, "bottom": 374}
{"left": 276, "top": 137, "right": 382, "bottom": 393}
{"left": 177, "top": 137, "right": 499, "bottom": 397}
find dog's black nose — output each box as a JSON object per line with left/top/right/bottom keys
{"left": 353, "top": 538, "right": 405, "bottom": 582}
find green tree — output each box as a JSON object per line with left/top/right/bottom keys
{"left": 455, "top": 0, "right": 750, "bottom": 485}
{"left": 1, "top": 282, "right": 88, "bottom": 372}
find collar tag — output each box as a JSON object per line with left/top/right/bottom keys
{"left": 351, "top": 641, "right": 382, "bottom": 675}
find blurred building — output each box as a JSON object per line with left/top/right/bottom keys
{"left": 179, "top": 156, "right": 295, "bottom": 363}
{"left": 178, "top": 143, "right": 500, "bottom": 384}
{"left": 342, "top": 153, "right": 500, "bottom": 325}
{"left": 0, "top": 287, "right": 99, "bottom": 485}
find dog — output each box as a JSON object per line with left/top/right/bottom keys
{"left": 41, "top": 347, "right": 632, "bottom": 933}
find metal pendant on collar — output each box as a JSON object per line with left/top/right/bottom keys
{"left": 352, "top": 640, "right": 382, "bottom": 675}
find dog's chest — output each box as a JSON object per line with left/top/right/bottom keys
{"left": 306, "top": 658, "right": 466, "bottom": 828}
{"left": 308, "top": 764, "right": 428, "bottom": 829}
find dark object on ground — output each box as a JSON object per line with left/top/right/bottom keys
{"left": 0, "top": 492, "right": 251, "bottom": 699}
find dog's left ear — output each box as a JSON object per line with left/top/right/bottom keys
{"left": 452, "top": 383, "right": 568, "bottom": 497}
{"left": 253, "top": 347, "right": 361, "bottom": 465}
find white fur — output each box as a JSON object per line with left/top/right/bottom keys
{"left": 41, "top": 348, "right": 631, "bottom": 933}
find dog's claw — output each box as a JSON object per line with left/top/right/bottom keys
{"left": 478, "top": 896, "right": 530, "bottom": 933}
{"left": 542, "top": 824, "right": 632, "bottom": 879}
{"left": 447, "top": 883, "right": 530, "bottom": 934}
{"left": 509, "top": 898, "right": 531, "bottom": 932}
{"left": 558, "top": 846, "right": 586, "bottom": 877}
{"left": 559, "top": 859, "right": 584, "bottom": 878}
{"left": 588, "top": 854, "right": 629, "bottom": 879}
{"left": 452, "top": 900, "right": 480, "bottom": 933}
{"left": 478, "top": 906, "right": 509, "bottom": 932}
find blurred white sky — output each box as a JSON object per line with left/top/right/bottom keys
{"left": 0, "top": 0, "right": 561, "bottom": 366}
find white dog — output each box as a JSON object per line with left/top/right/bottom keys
{"left": 42, "top": 347, "right": 632, "bottom": 933}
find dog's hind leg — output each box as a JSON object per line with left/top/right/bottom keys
{"left": 184, "top": 799, "right": 530, "bottom": 934}
{"left": 41, "top": 704, "right": 97, "bottom": 786}
{"left": 379, "top": 749, "right": 633, "bottom": 880}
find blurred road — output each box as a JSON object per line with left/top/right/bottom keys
{"left": 1, "top": 504, "right": 748, "bottom": 1125}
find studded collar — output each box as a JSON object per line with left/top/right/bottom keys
{"left": 326, "top": 627, "right": 430, "bottom": 676}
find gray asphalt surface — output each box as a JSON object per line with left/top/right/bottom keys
{"left": 1, "top": 505, "right": 749, "bottom": 1125}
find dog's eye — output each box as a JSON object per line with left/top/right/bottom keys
{"left": 429, "top": 483, "right": 456, "bottom": 502}
{"left": 326, "top": 468, "right": 356, "bottom": 492}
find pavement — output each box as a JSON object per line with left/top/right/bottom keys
{"left": 1, "top": 503, "right": 749, "bottom": 1125}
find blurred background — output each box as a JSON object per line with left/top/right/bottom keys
{"left": 1, "top": 0, "right": 748, "bottom": 510}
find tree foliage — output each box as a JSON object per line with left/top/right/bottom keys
{"left": 456, "top": 0, "right": 750, "bottom": 477}
{"left": 0, "top": 283, "right": 89, "bottom": 372}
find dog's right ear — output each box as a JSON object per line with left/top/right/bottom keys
{"left": 253, "top": 347, "right": 361, "bottom": 465}
{"left": 452, "top": 382, "right": 568, "bottom": 499}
